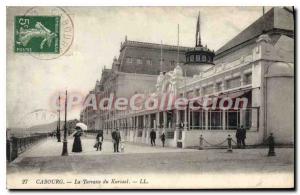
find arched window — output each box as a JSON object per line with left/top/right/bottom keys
{"left": 201, "top": 55, "right": 207, "bottom": 62}
{"left": 196, "top": 55, "right": 201, "bottom": 62}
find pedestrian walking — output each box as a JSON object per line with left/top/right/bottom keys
{"left": 150, "top": 129, "right": 156, "bottom": 146}
{"left": 111, "top": 128, "right": 121, "bottom": 152}
{"left": 160, "top": 131, "right": 166, "bottom": 147}
{"left": 72, "top": 127, "right": 83, "bottom": 153}
{"left": 240, "top": 125, "right": 246, "bottom": 149}
{"left": 95, "top": 130, "right": 104, "bottom": 151}
{"left": 267, "top": 133, "right": 275, "bottom": 156}
{"left": 236, "top": 126, "right": 242, "bottom": 148}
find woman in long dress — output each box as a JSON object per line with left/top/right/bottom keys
{"left": 72, "top": 127, "right": 83, "bottom": 152}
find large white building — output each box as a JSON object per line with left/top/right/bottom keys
{"left": 87, "top": 7, "right": 294, "bottom": 148}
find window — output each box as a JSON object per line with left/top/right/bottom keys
{"left": 138, "top": 115, "right": 144, "bottom": 128}
{"left": 226, "top": 77, "right": 241, "bottom": 89}
{"left": 207, "top": 56, "right": 211, "bottom": 62}
{"left": 189, "top": 55, "right": 194, "bottom": 62}
{"left": 216, "top": 82, "right": 222, "bottom": 92}
{"left": 203, "top": 85, "right": 214, "bottom": 95}
{"left": 159, "top": 112, "right": 163, "bottom": 127}
{"left": 196, "top": 55, "right": 201, "bottom": 62}
{"left": 137, "top": 58, "right": 142, "bottom": 65}
{"left": 190, "top": 111, "right": 205, "bottom": 130}
{"left": 195, "top": 88, "right": 200, "bottom": 97}
{"left": 170, "top": 60, "right": 175, "bottom": 66}
{"left": 208, "top": 111, "right": 223, "bottom": 130}
{"left": 199, "top": 111, "right": 206, "bottom": 130}
{"left": 225, "top": 110, "right": 240, "bottom": 130}
{"left": 244, "top": 109, "right": 252, "bottom": 129}
{"left": 244, "top": 73, "right": 252, "bottom": 85}
{"left": 201, "top": 55, "right": 207, "bottom": 62}
{"left": 126, "top": 57, "right": 132, "bottom": 63}
{"left": 166, "top": 111, "right": 174, "bottom": 128}
{"left": 146, "top": 59, "right": 152, "bottom": 65}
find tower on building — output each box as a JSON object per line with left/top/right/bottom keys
{"left": 184, "top": 12, "right": 215, "bottom": 69}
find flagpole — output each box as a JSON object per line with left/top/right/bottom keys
{"left": 177, "top": 24, "right": 179, "bottom": 65}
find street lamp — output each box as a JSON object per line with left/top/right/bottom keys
{"left": 56, "top": 95, "right": 61, "bottom": 142}
{"left": 62, "top": 90, "right": 68, "bottom": 156}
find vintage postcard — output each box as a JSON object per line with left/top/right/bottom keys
{"left": 6, "top": 6, "right": 295, "bottom": 189}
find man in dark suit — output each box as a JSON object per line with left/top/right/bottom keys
{"left": 240, "top": 125, "right": 246, "bottom": 149}
{"left": 236, "top": 127, "right": 241, "bottom": 148}
{"left": 161, "top": 131, "right": 166, "bottom": 147}
{"left": 111, "top": 129, "right": 116, "bottom": 152}
{"left": 111, "top": 128, "right": 121, "bottom": 152}
{"left": 150, "top": 129, "right": 156, "bottom": 146}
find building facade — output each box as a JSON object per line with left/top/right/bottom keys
{"left": 84, "top": 7, "right": 294, "bottom": 148}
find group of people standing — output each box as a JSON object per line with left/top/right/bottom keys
{"left": 70, "top": 125, "right": 247, "bottom": 153}
{"left": 150, "top": 129, "right": 166, "bottom": 147}
{"left": 71, "top": 128, "right": 117, "bottom": 153}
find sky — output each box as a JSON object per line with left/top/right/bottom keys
{"left": 6, "top": 6, "right": 272, "bottom": 128}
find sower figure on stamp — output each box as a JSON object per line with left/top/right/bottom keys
{"left": 96, "top": 130, "right": 104, "bottom": 151}
{"left": 150, "top": 128, "right": 156, "bottom": 146}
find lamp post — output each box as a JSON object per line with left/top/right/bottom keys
{"left": 61, "top": 90, "right": 68, "bottom": 156}
{"left": 56, "top": 95, "right": 61, "bottom": 142}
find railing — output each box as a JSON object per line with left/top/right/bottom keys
{"left": 7, "top": 133, "right": 48, "bottom": 162}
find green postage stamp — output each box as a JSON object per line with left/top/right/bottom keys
{"left": 14, "top": 16, "right": 60, "bottom": 53}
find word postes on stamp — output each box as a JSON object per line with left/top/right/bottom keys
{"left": 14, "top": 16, "right": 60, "bottom": 53}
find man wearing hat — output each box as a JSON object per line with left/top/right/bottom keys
{"left": 150, "top": 128, "right": 156, "bottom": 146}
{"left": 111, "top": 128, "right": 121, "bottom": 152}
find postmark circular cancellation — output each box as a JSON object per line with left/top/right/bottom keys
{"left": 14, "top": 7, "right": 74, "bottom": 60}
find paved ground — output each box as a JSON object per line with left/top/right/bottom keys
{"left": 15, "top": 136, "right": 192, "bottom": 158}
{"left": 8, "top": 137, "right": 294, "bottom": 175}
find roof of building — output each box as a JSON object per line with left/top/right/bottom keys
{"left": 120, "top": 39, "right": 192, "bottom": 52}
{"left": 117, "top": 39, "right": 189, "bottom": 75}
{"left": 215, "top": 7, "right": 294, "bottom": 56}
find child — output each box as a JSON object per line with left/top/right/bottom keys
{"left": 120, "top": 141, "right": 125, "bottom": 153}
